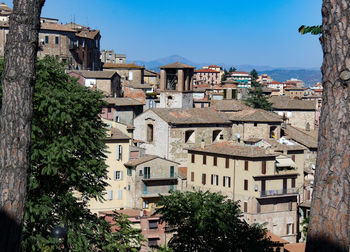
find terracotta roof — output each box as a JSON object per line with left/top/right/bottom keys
{"left": 188, "top": 142, "right": 276, "bottom": 158}
{"left": 270, "top": 96, "right": 317, "bottom": 110}
{"left": 283, "top": 125, "right": 318, "bottom": 149}
{"left": 103, "top": 62, "right": 144, "bottom": 69}
{"left": 103, "top": 97, "right": 144, "bottom": 106}
{"left": 269, "top": 81, "right": 285, "bottom": 85}
{"left": 195, "top": 69, "right": 220, "bottom": 73}
{"left": 69, "top": 70, "right": 118, "bottom": 79}
{"left": 284, "top": 243, "right": 306, "bottom": 252}
{"left": 207, "top": 65, "right": 221, "bottom": 68}
{"left": 210, "top": 100, "right": 250, "bottom": 112}
{"left": 244, "top": 138, "right": 262, "bottom": 143}
{"left": 160, "top": 62, "right": 195, "bottom": 69}
{"left": 231, "top": 71, "right": 250, "bottom": 74}
{"left": 144, "top": 70, "right": 160, "bottom": 76}
{"left": 75, "top": 29, "right": 100, "bottom": 39}
{"left": 150, "top": 108, "right": 231, "bottom": 125}
{"left": 40, "top": 22, "right": 75, "bottom": 32}
{"left": 123, "top": 83, "right": 152, "bottom": 89}
{"left": 266, "top": 231, "right": 288, "bottom": 245}
{"left": 124, "top": 155, "right": 179, "bottom": 167}
{"left": 106, "top": 128, "right": 130, "bottom": 140}
{"left": 263, "top": 138, "right": 306, "bottom": 151}
{"left": 227, "top": 109, "right": 283, "bottom": 122}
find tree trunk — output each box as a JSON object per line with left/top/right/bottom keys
{"left": 0, "top": 0, "right": 45, "bottom": 251}
{"left": 306, "top": 1, "right": 350, "bottom": 251}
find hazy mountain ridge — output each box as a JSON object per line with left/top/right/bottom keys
{"left": 131, "top": 55, "right": 321, "bottom": 86}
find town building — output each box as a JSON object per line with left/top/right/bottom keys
{"left": 267, "top": 81, "right": 286, "bottom": 96}
{"left": 210, "top": 99, "right": 250, "bottom": 113}
{"left": 124, "top": 155, "right": 180, "bottom": 211}
{"left": 284, "top": 87, "right": 306, "bottom": 99}
{"left": 257, "top": 74, "right": 274, "bottom": 84}
{"left": 187, "top": 140, "right": 304, "bottom": 243}
{"left": 103, "top": 62, "right": 145, "bottom": 84}
{"left": 270, "top": 96, "right": 317, "bottom": 131}
{"left": 144, "top": 69, "right": 160, "bottom": 87}
{"left": 100, "top": 49, "right": 126, "bottom": 64}
{"left": 194, "top": 68, "right": 221, "bottom": 85}
{"left": 227, "top": 71, "right": 252, "bottom": 88}
{"left": 68, "top": 70, "right": 121, "bottom": 97}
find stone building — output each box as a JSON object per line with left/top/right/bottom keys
{"left": 133, "top": 108, "right": 232, "bottom": 166}
{"left": 187, "top": 140, "right": 305, "bottom": 243}
{"left": 103, "top": 62, "right": 145, "bottom": 84}
{"left": 284, "top": 87, "right": 306, "bottom": 99}
{"left": 144, "top": 69, "right": 160, "bottom": 87}
{"left": 270, "top": 96, "right": 317, "bottom": 130}
{"left": 100, "top": 49, "right": 126, "bottom": 64}
{"left": 101, "top": 97, "right": 144, "bottom": 125}
{"left": 227, "top": 71, "right": 252, "bottom": 88}
{"left": 124, "top": 155, "right": 180, "bottom": 211}
{"left": 194, "top": 68, "right": 221, "bottom": 85}
{"left": 68, "top": 70, "right": 121, "bottom": 97}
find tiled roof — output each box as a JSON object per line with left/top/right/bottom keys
{"left": 160, "top": 62, "right": 195, "bottom": 69}
{"left": 103, "top": 97, "right": 144, "bottom": 106}
{"left": 284, "top": 243, "right": 306, "bottom": 252}
{"left": 75, "top": 29, "right": 100, "bottom": 39}
{"left": 195, "top": 69, "right": 220, "bottom": 73}
{"left": 283, "top": 125, "right": 318, "bottom": 149}
{"left": 266, "top": 231, "right": 288, "bottom": 245}
{"left": 231, "top": 71, "right": 250, "bottom": 74}
{"left": 107, "top": 128, "right": 130, "bottom": 140}
{"left": 188, "top": 142, "right": 276, "bottom": 158}
{"left": 207, "top": 65, "right": 221, "bottom": 68}
{"left": 40, "top": 22, "right": 75, "bottom": 32}
{"left": 270, "top": 96, "right": 317, "bottom": 110}
{"left": 227, "top": 108, "right": 283, "bottom": 122}
{"left": 210, "top": 100, "right": 250, "bottom": 112}
{"left": 69, "top": 70, "right": 117, "bottom": 79}
{"left": 263, "top": 138, "right": 306, "bottom": 151}
{"left": 124, "top": 155, "right": 179, "bottom": 167}
{"left": 123, "top": 83, "right": 152, "bottom": 89}
{"left": 150, "top": 108, "right": 231, "bottom": 125}
{"left": 144, "top": 70, "right": 160, "bottom": 76}
{"left": 103, "top": 62, "right": 144, "bottom": 69}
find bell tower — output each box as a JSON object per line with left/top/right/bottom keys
{"left": 159, "top": 62, "right": 195, "bottom": 109}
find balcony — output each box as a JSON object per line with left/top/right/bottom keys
{"left": 259, "top": 188, "right": 298, "bottom": 198}
{"left": 142, "top": 173, "right": 178, "bottom": 183}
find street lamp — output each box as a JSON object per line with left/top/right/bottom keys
{"left": 51, "top": 226, "right": 68, "bottom": 251}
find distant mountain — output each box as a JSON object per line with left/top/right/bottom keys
{"left": 130, "top": 55, "right": 321, "bottom": 86}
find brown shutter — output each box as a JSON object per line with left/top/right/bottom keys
{"left": 203, "top": 155, "right": 206, "bottom": 165}
{"left": 245, "top": 160, "right": 248, "bottom": 171}
{"left": 292, "top": 223, "right": 295, "bottom": 234}
{"left": 244, "top": 180, "right": 248, "bottom": 190}
{"left": 292, "top": 178, "right": 296, "bottom": 188}
{"left": 286, "top": 224, "right": 289, "bottom": 234}
{"left": 202, "top": 173, "right": 206, "bottom": 185}
{"left": 229, "top": 177, "right": 231, "bottom": 188}
{"left": 292, "top": 154, "right": 295, "bottom": 162}
{"left": 226, "top": 158, "right": 229, "bottom": 168}
{"left": 191, "top": 172, "right": 194, "bottom": 182}
{"left": 213, "top": 156, "right": 217, "bottom": 166}
{"left": 217, "top": 175, "right": 219, "bottom": 186}
{"left": 191, "top": 154, "right": 195, "bottom": 163}
{"left": 262, "top": 161, "right": 266, "bottom": 174}
{"left": 211, "top": 174, "right": 213, "bottom": 185}
{"left": 223, "top": 176, "right": 225, "bottom": 187}
{"left": 244, "top": 202, "right": 248, "bottom": 213}
{"left": 307, "top": 190, "right": 311, "bottom": 200}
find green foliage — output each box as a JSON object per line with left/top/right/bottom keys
{"left": 155, "top": 191, "right": 278, "bottom": 252}
{"left": 298, "top": 25, "right": 322, "bottom": 35}
{"left": 229, "top": 66, "right": 237, "bottom": 72}
{"left": 245, "top": 69, "right": 272, "bottom": 111}
{"left": 0, "top": 56, "right": 143, "bottom": 251}
{"left": 221, "top": 69, "right": 228, "bottom": 82}
{"left": 301, "top": 216, "right": 310, "bottom": 238}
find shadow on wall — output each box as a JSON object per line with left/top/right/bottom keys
{"left": 306, "top": 235, "right": 348, "bottom": 252}
{"left": 0, "top": 209, "right": 22, "bottom": 251}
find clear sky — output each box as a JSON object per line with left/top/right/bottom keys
{"left": 5, "top": 0, "right": 323, "bottom": 68}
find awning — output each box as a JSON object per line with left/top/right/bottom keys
{"left": 275, "top": 155, "right": 297, "bottom": 168}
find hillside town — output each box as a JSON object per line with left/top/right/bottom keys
{"left": 0, "top": 2, "right": 323, "bottom": 251}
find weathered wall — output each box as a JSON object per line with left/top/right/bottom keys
{"left": 159, "top": 91, "right": 193, "bottom": 109}
{"left": 231, "top": 122, "right": 281, "bottom": 139}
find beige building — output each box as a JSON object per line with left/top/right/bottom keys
{"left": 270, "top": 96, "right": 317, "bottom": 131}
{"left": 103, "top": 62, "right": 145, "bottom": 85}
{"left": 187, "top": 140, "right": 305, "bottom": 243}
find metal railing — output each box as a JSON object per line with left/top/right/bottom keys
{"left": 260, "top": 188, "right": 298, "bottom": 197}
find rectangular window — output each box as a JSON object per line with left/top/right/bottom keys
{"left": 170, "top": 166, "right": 174, "bottom": 177}
{"left": 202, "top": 173, "right": 206, "bottom": 185}
{"left": 257, "top": 202, "right": 261, "bottom": 213}
{"left": 118, "top": 190, "right": 123, "bottom": 200}
{"left": 223, "top": 176, "right": 231, "bottom": 188}
{"left": 307, "top": 190, "right": 311, "bottom": 200}
{"left": 128, "top": 185, "right": 131, "bottom": 191}
{"left": 203, "top": 155, "right": 207, "bottom": 165}
{"left": 213, "top": 156, "right": 217, "bottom": 166}
{"left": 55, "top": 36, "right": 59, "bottom": 44}
{"left": 147, "top": 124, "right": 154, "bottom": 142}
{"left": 286, "top": 223, "right": 294, "bottom": 235}
{"left": 262, "top": 161, "right": 266, "bottom": 174}
{"left": 211, "top": 174, "right": 219, "bottom": 186}
{"left": 191, "top": 172, "right": 194, "bottom": 182}
{"left": 107, "top": 190, "right": 113, "bottom": 200}
{"left": 244, "top": 179, "right": 248, "bottom": 191}
{"left": 45, "top": 35, "right": 49, "bottom": 44}
{"left": 170, "top": 182, "right": 174, "bottom": 191}
{"left": 139, "top": 169, "right": 143, "bottom": 176}
{"left": 291, "top": 178, "right": 296, "bottom": 188}
{"left": 148, "top": 238, "right": 158, "bottom": 247}
{"left": 292, "top": 154, "right": 296, "bottom": 162}
{"left": 245, "top": 160, "right": 249, "bottom": 171}
{"left": 191, "top": 154, "right": 195, "bottom": 163}
{"left": 143, "top": 184, "right": 147, "bottom": 194}
{"left": 108, "top": 107, "right": 112, "bottom": 113}
{"left": 114, "top": 171, "right": 123, "bottom": 180}
{"left": 244, "top": 202, "right": 248, "bottom": 213}
{"left": 144, "top": 167, "right": 150, "bottom": 179}
{"left": 225, "top": 158, "right": 229, "bottom": 168}
{"left": 143, "top": 200, "right": 149, "bottom": 209}
{"left": 127, "top": 168, "right": 132, "bottom": 176}
{"left": 116, "top": 145, "right": 123, "bottom": 161}
{"left": 149, "top": 220, "right": 158, "bottom": 230}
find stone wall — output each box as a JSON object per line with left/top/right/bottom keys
{"left": 232, "top": 122, "right": 281, "bottom": 139}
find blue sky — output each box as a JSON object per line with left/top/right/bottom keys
{"left": 6, "top": 0, "right": 322, "bottom": 68}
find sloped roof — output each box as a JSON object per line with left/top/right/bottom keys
{"left": 270, "top": 96, "right": 317, "bottom": 110}
{"left": 150, "top": 108, "right": 231, "bottom": 125}
{"left": 107, "top": 128, "right": 130, "bottom": 140}
{"left": 188, "top": 142, "right": 276, "bottom": 158}
{"left": 69, "top": 70, "right": 117, "bottom": 79}
{"left": 124, "top": 155, "right": 179, "bottom": 167}
{"left": 266, "top": 231, "right": 288, "bottom": 245}
{"left": 103, "top": 97, "right": 144, "bottom": 106}
{"left": 263, "top": 138, "right": 306, "bottom": 151}
{"left": 144, "top": 70, "right": 160, "bottom": 76}
{"left": 283, "top": 125, "right": 318, "bottom": 149}
{"left": 195, "top": 69, "right": 220, "bottom": 73}
{"left": 160, "top": 62, "right": 195, "bottom": 69}
{"left": 210, "top": 100, "right": 250, "bottom": 112}
{"left": 103, "top": 62, "right": 144, "bottom": 69}
{"left": 40, "top": 22, "right": 75, "bottom": 32}
{"left": 75, "top": 29, "right": 100, "bottom": 39}
{"left": 227, "top": 109, "right": 283, "bottom": 122}
{"left": 284, "top": 243, "right": 306, "bottom": 252}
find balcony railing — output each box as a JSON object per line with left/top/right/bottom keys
{"left": 260, "top": 188, "right": 298, "bottom": 197}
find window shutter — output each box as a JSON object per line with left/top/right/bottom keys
{"left": 211, "top": 175, "right": 213, "bottom": 185}
{"left": 114, "top": 171, "right": 117, "bottom": 180}
{"left": 203, "top": 155, "right": 206, "bottom": 165}
{"left": 223, "top": 176, "right": 225, "bottom": 187}
{"left": 202, "top": 173, "right": 206, "bottom": 185}
{"left": 229, "top": 177, "right": 231, "bottom": 188}
{"left": 120, "top": 171, "right": 123, "bottom": 180}
{"left": 191, "top": 154, "right": 195, "bottom": 163}
{"left": 226, "top": 158, "right": 229, "bottom": 168}
{"left": 108, "top": 190, "right": 113, "bottom": 200}
{"left": 292, "top": 155, "right": 295, "bottom": 162}
{"left": 119, "top": 145, "right": 123, "bottom": 161}
{"left": 292, "top": 224, "right": 295, "bottom": 234}
{"left": 292, "top": 178, "right": 296, "bottom": 188}
{"left": 118, "top": 190, "right": 123, "bottom": 200}
{"left": 116, "top": 146, "right": 120, "bottom": 160}
{"left": 191, "top": 172, "right": 194, "bottom": 182}
{"left": 217, "top": 175, "right": 219, "bottom": 186}
{"left": 213, "top": 156, "right": 217, "bottom": 166}
{"left": 262, "top": 161, "right": 266, "bottom": 174}
{"left": 245, "top": 160, "right": 248, "bottom": 171}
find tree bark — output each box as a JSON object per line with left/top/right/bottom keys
{"left": 306, "top": 1, "right": 350, "bottom": 251}
{"left": 0, "top": 0, "right": 45, "bottom": 251}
